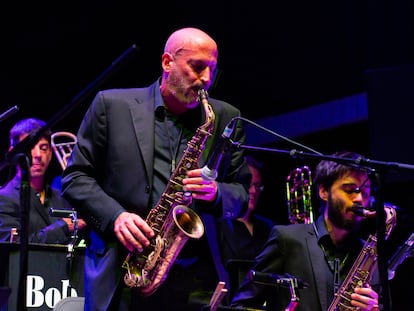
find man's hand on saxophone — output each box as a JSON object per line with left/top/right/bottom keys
{"left": 183, "top": 168, "right": 218, "bottom": 202}
{"left": 113, "top": 168, "right": 218, "bottom": 254}
{"left": 114, "top": 211, "right": 155, "bottom": 252}
{"left": 351, "top": 285, "right": 379, "bottom": 311}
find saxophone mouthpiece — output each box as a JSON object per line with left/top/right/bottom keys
{"left": 197, "top": 89, "right": 208, "bottom": 102}
{"left": 353, "top": 205, "right": 376, "bottom": 218}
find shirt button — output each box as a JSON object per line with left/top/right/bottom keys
{"left": 224, "top": 212, "right": 233, "bottom": 218}
{"left": 145, "top": 185, "right": 151, "bottom": 193}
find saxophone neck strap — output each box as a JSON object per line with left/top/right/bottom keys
{"left": 312, "top": 222, "right": 349, "bottom": 294}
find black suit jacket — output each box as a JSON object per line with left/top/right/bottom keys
{"left": 61, "top": 80, "right": 250, "bottom": 311}
{"left": 0, "top": 175, "right": 72, "bottom": 244}
{"left": 231, "top": 218, "right": 381, "bottom": 311}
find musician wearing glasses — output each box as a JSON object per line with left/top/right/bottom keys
{"left": 61, "top": 27, "right": 250, "bottom": 311}
{"left": 231, "top": 151, "right": 390, "bottom": 311}
{"left": 216, "top": 155, "right": 275, "bottom": 301}
{"left": 0, "top": 118, "right": 86, "bottom": 244}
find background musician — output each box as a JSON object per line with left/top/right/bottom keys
{"left": 216, "top": 155, "right": 275, "bottom": 302}
{"left": 61, "top": 27, "right": 251, "bottom": 311}
{"left": 0, "top": 118, "right": 86, "bottom": 244}
{"left": 231, "top": 151, "right": 386, "bottom": 311}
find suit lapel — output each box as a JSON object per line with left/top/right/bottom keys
{"left": 306, "top": 226, "right": 329, "bottom": 311}
{"left": 201, "top": 102, "right": 220, "bottom": 165}
{"left": 129, "top": 90, "right": 155, "bottom": 182}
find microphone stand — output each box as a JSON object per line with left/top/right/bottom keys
{"left": 16, "top": 154, "right": 30, "bottom": 311}
{"left": 0, "top": 44, "right": 139, "bottom": 311}
{"left": 66, "top": 211, "right": 79, "bottom": 294}
{"left": 0, "top": 105, "right": 19, "bottom": 123}
{"left": 388, "top": 232, "right": 414, "bottom": 280}
{"left": 232, "top": 143, "right": 414, "bottom": 311}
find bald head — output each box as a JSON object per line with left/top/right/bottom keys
{"left": 160, "top": 27, "right": 218, "bottom": 114}
{"left": 164, "top": 27, "right": 218, "bottom": 57}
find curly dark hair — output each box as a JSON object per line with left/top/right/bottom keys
{"left": 313, "top": 151, "right": 368, "bottom": 191}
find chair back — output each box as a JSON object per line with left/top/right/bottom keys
{"left": 226, "top": 259, "right": 255, "bottom": 301}
{"left": 53, "top": 297, "right": 84, "bottom": 311}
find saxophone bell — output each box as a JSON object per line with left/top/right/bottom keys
{"left": 172, "top": 205, "right": 204, "bottom": 239}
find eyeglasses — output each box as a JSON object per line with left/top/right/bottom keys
{"left": 340, "top": 176, "right": 370, "bottom": 199}
{"left": 250, "top": 183, "right": 264, "bottom": 192}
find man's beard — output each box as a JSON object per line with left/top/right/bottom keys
{"left": 327, "top": 193, "right": 360, "bottom": 232}
{"left": 167, "top": 73, "right": 199, "bottom": 105}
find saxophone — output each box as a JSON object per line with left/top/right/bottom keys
{"left": 122, "top": 89, "right": 215, "bottom": 296}
{"left": 327, "top": 203, "right": 398, "bottom": 311}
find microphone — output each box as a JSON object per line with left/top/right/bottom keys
{"left": 388, "top": 232, "right": 414, "bottom": 280}
{"left": 201, "top": 119, "right": 236, "bottom": 181}
{"left": 0, "top": 105, "right": 19, "bottom": 122}
{"left": 248, "top": 270, "right": 308, "bottom": 289}
{"left": 50, "top": 207, "right": 77, "bottom": 218}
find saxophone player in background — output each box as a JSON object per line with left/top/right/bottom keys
{"left": 231, "top": 151, "right": 385, "bottom": 311}
{"left": 61, "top": 27, "right": 250, "bottom": 311}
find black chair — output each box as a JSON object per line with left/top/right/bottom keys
{"left": 226, "top": 259, "right": 255, "bottom": 301}
{"left": 199, "top": 260, "right": 257, "bottom": 311}
{"left": 53, "top": 297, "right": 85, "bottom": 311}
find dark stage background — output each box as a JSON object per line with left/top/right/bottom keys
{"left": 1, "top": 1, "right": 414, "bottom": 310}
